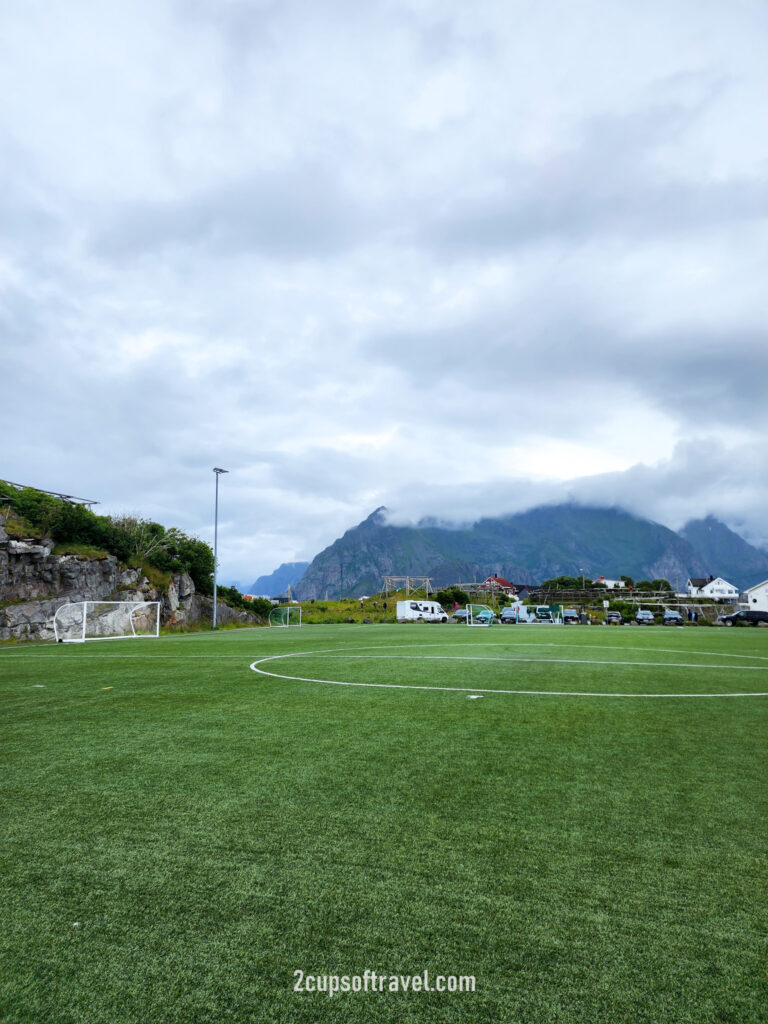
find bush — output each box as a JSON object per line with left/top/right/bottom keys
{"left": 540, "top": 576, "right": 585, "bottom": 590}
{"left": 436, "top": 587, "right": 468, "bottom": 607}
{"left": 216, "top": 586, "right": 268, "bottom": 616}
{"left": 246, "top": 596, "right": 272, "bottom": 618}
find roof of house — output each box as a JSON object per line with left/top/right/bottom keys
{"left": 484, "top": 575, "right": 515, "bottom": 588}
{"left": 689, "top": 576, "right": 737, "bottom": 589}
{"left": 688, "top": 577, "right": 713, "bottom": 588}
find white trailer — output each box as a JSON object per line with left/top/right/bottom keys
{"left": 396, "top": 600, "right": 448, "bottom": 623}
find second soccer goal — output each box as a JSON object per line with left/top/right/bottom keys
{"left": 268, "top": 605, "right": 302, "bottom": 627}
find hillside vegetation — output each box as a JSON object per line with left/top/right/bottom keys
{"left": 1, "top": 481, "right": 214, "bottom": 593}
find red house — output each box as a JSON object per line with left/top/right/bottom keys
{"left": 481, "top": 576, "right": 517, "bottom": 596}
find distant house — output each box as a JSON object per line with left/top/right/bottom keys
{"left": 481, "top": 576, "right": 518, "bottom": 595}
{"left": 591, "top": 576, "right": 627, "bottom": 590}
{"left": 686, "top": 576, "right": 740, "bottom": 600}
{"left": 741, "top": 579, "right": 768, "bottom": 611}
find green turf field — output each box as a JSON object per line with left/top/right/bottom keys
{"left": 2, "top": 624, "right": 767, "bottom": 1024}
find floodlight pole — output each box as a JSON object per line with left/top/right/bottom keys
{"left": 212, "top": 467, "right": 229, "bottom": 629}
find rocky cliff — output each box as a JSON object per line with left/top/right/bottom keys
{"left": 0, "top": 514, "right": 254, "bottom": 642}
{"left": 293, "top": 504, "right": 759, "bottom": 600}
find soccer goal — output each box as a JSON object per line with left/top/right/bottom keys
{"left": 268, "top": 605, "right": 302, "bottom": 628}
{"left": 53, "top": 601, "right": 161, "bottom": 643}
{"left": 466, "top": 603, "right": 494, "bottom": 627}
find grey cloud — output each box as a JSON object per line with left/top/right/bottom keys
{"left": 263, "top": 447, "right": 384, "bottom": 500}
{"left": 384, "top": 439, "right": 768, "bottom": 549}
{"left": 370, "top": 305, "right": 768, "bottom": 433}
{"left": 418, "top": 102, "right": 768, "bottom": 254}
{"left": 91, "top": 165, "right": 367, "bottom": 261}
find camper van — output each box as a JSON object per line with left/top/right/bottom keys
{"left": 396, "top": 600, "right": 449, "bottom": 623}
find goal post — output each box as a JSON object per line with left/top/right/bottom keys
{"left": 268, "top": 605, "right": 302, "bottom": 628}
{"left": 466, "top": 603, "right": 493, "bottom": 627}
{"left": 53, "top": 601, "right": 161, "bottom": 643}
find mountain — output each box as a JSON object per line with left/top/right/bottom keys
{"left": 248, "top": 561, "right": 310, "bottom": 597}
{"left": 293, "top": 505, "right": 717, "bottom": 600}
{"left": 679, "top": 517, "right": 768, "bottom": 590}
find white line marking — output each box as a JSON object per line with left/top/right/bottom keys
{"left": 309, "top": 653, "right": 768, "bottom": 671}
{"left": 248, "top": 648, "right": 768, "bottom": 698}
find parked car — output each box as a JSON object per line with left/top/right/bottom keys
{"left": 500, "top": 606, "right": 519, "bottom": 624}
{"left": 635, "top": 609, "right": 656, "bottom": 625}
{"left": 718, "top": 609, "right": 768, "bottom": 627}
{"left": 534, "top": 606, "right": 554, "bottom": 622}
{"left": 562, "top": 608, "right": 579, "bottom": 624}
{"left": 452, "top": 607, "right": 499, "bottom": 625}
{"left": 663, "top": 609, "right": 684, "bottom": 626}
{"left": 605, "top": 610, "right": 623, "bottom": 625}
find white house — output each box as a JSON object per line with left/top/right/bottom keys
{"left": 741, "top": 579, "right": 768, "bottom": 612}
{"left": 591, "top": 576, "right": 626, "bottom": 590}
{"left": 686, "top": 576, "right": 740, "bottom": 600}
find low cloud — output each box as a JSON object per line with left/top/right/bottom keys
{"left": 383, "top": 439, "right": 768, "bottom": 550}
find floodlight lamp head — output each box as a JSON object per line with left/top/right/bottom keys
{"left": 213, "top": 467, "right": 229, "bottom": 475}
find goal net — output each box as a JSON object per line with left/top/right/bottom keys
{"left": 466, "top": 603, "right": 493, "bottom": 627}
{"left": 53, "top": 601, "right": 161, "bottom": 643}
{"left": 268, "top": 605, "right": 302, "bottom": 627}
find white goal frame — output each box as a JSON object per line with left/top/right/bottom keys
{"left": 53, "top": 601, "right": 161, "bottom": 643}
{"left": 466, "top": 603, "right": 493, "bottom": 627}
{"left": 268, "top": 605, "right": 302, "bottom": 628}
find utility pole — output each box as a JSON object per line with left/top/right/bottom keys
{"left": 212, "top": 467, "right": 228, "bottom": 629}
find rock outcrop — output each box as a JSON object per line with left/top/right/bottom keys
{"left": 0, "top": 513, "right": 256, "bottom": 642}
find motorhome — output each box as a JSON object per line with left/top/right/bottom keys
{"left": 396, "top": 600, "right": 449, "bottom": 623}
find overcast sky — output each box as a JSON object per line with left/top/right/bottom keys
{"left": 2, "top": 0, "right": 767, "bottom": 585}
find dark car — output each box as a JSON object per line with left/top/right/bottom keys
{"left": 718, "top": 609, "right": 768, "bottom": 627}
{"left": 453, "top": 608, "right": 498, "bottom": 625}
{"left": 605, "top": 610, "right": 623, "bottom": 625}
{"left": 663, "top": 610, "right": 684, "bottom": 626}
{"left": 500, "top": 606, "right": 519, "bottom": 624}
{"left": 635, "top": 609, "right": 656, "bottom": 625}
{"left": 563, "top": 608, "right": 579, "bottom": 624}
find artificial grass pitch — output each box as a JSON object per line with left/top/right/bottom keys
{"left": 1, "top": 625, "right": 767, "bottom": 1023}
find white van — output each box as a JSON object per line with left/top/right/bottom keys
{"left": 396, "top": 600, "right": 448, "bottom": 623}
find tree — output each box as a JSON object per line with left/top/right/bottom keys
{"left": 110, "top": 516, "right": 169, "bottom": 561}
{"left": 539, "top": 576, "right": 584, "bottom": 590}
{"left": 635, "top": 579, "right": 669, "bottom": 592}
{"left": 245, "top": 596, "right": 272, "bottom": 618}
{"left": 163, "top": 530, "right": 215, "bottom": 593}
